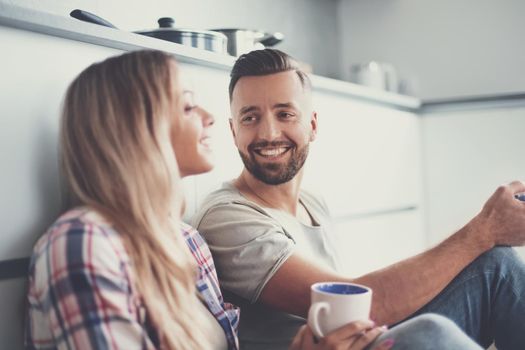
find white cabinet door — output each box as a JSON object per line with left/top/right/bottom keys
{"left": 303, "top": 93, "right": 422, "bottom": 218}
{"left": 421, "top": 106, "right": 525, "bottom": 257}
{"left": 333, "top": 209, "right": 425, "bottom": 277}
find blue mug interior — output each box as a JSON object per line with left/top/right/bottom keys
{"left": 315, "top": 283, "right": 368, "bottom": 295}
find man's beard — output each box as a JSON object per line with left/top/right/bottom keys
{"left": 239, "top": 141, "right": 309, "bottom": 185}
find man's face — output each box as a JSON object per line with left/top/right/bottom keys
{"left": 230, "top": 71, "right": 317, "bottom": 185}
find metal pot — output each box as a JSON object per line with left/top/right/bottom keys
{"left": 139, "top": 18, "right": 227, "bottom": 54}
{"left": 210, "top": 28, "right": 284, "bottom": 57}
{"left": 70, "top": 10, "right": 228, "bottom": 55}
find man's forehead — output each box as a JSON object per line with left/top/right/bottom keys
{"left": 238, "top": 70, "right": 301, "bottom": 86}
{"left": 231, "top": 71, "right": 306, "bottom": 103}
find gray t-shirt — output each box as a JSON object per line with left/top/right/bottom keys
{"left": 192, "top": 181, "right": 340, "bottom": 349}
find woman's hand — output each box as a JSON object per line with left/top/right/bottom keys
{"left": 289, "top": 320, "right": 394, "bottom": 350}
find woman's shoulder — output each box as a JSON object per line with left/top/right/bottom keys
{"left": 31, "top": 207, "right": 128, "bottom": 271}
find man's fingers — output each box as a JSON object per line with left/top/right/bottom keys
{"left": 508, "top": 180, "right": 525, "bottom": 194}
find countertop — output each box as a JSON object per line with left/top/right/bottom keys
{"left": 0, "top": 3, "right": 421, "bottom": 111}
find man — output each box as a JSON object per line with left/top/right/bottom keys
{"left": 192, "top": 49, "right": 525, "bottom": 349}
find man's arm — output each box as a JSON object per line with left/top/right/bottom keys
{"left": 260, "top": 182, "right": 525, "bottom": 325}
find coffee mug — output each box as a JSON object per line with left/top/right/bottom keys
{"left": 307, "top": 282, "right": 373, "bottom": 338}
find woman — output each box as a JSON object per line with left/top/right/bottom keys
{"left": 25, "top": 50, "right": 394, "bottom": 350}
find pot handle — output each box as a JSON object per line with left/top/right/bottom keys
{"left": 257, "top": 32, "right": 284, "bottom": 47}
{"left": 70, "top": 9, "right": 117, "bottom": 28}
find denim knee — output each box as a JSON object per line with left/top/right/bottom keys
{"left": 407, "top": 313, "right": 460, "bottom": 335}
{"left": 378, "top": 314, "right": 482, "bottom": 350}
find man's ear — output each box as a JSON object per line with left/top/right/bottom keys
{"left": 309, "top": 111, "right": 318, "bottom": 142}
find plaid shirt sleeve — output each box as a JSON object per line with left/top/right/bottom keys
{"left": 26, "top": 218, "right": 156, "bottom": 350}
{"left": 181, "top": 223, "right": 240, "bottom": 350}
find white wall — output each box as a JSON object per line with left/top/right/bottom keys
{"left": 1, "top": 0, "right": 340, "bottom": 78}
{"left": 0, "top": 25, "right": 125, "bottom": 349}
{"left": 338, "top": 0, "right": 525, "bottom": 100}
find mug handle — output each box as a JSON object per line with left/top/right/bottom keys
{"left": 307, "top": 301, "right": 330, "bottom": 338}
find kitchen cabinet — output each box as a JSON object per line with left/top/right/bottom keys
{"left": 333, "top": 209, "right": 425, "bottom": 277}
{"left": 300, "top": 91, "right": 424, "bottom": 275}
{"left": 303, "top": 93, "right": 422, "bottom": 218}
{"left": 421, "top": 104, "right": 525, "bottom": 259}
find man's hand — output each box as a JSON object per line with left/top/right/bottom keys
{"left": 470, "top": 181, "right": 525, "bottom": 247}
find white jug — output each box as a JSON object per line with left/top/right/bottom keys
{"left": 350, "top": 61, "right": 399, "bottom": 93}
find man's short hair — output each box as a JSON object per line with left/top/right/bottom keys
{"left": 228, "top": 49, "right": 311, "bottom": 100}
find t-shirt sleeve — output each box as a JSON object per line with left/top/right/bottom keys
{"left": 196, "top": 202, "right": 295, "bottom": 303}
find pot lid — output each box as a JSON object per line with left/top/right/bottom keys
{"left": 137, "top": 17, "right": 227, "bottom": 39}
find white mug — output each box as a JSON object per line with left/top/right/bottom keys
{"left": 307, "top": 282, "right": 373, "bottom": 338}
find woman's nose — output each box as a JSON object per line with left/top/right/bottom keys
{"left": 197, "top": 107, "right": 215, "bottom": 127}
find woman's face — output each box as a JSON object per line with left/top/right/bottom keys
{"left": 170, "top": 72, "right": 215, "bottom": 178}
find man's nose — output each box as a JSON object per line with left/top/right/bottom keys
{"left": 258, "top": 115, "right": 281, "bottom": 140}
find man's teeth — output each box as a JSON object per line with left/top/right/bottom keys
{"left": 258, "top": 147, "right": 288, "bottom": 157}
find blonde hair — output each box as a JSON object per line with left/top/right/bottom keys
{"left": 60, "top": 50, "right": 213, "bottom": 349}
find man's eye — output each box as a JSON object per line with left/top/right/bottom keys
{"left": 241, "top": 115, "right": 256, "bottom": 123}
{"left": 279, "top": 112, "right": 295, "bottom": 119}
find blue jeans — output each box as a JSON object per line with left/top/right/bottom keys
{"left": 369, "top": 313, "right": 483, "bottom": 349}
{"left": 378, "top": 247, "right": 525, "bottom": 350}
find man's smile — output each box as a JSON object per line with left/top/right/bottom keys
{"left": 252, "top": 146, "right": 292, "bottom": 159}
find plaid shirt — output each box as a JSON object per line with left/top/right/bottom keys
{"left": 25, "top": 208, "right": 240, "bottom": 349}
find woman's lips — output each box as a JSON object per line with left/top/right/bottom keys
{"left": 200, "top": 136, "right": 212, "bottom": 148}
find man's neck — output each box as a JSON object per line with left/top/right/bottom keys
{"left": 234, "top": 169, "right": 303, "bottom": 216}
